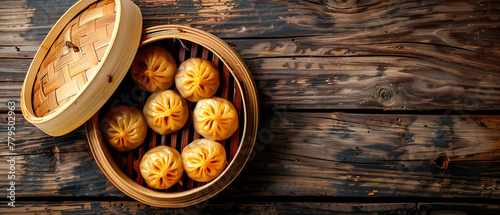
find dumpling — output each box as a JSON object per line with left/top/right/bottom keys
{"left": 175, "top": 58, "right": 220, "bottom": 102}
{"left": 181, "top": 139, "right": 227, "bottom": 182}
{"left": 140, "top": 145, "right": 183, "bottom": 189}
{"left": 101, "top": 105, "right": 147, "bottom": 152}
{"left": 143, "top": 89, "right": 189, "bottom": 135}
{"left": 193, "top": 97, "right": 238, "bottom": 140}
{"left": 131, "top": 46, "right": 177, "bottom": 93}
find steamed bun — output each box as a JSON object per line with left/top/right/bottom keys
{"left": 175, "top": 58, "right": 220, "bottom": 102}
{"left": 101, "top": 105, "right": 147, "bottom": 152}
{"left": 143, "top": 89, "right": 189, "bottom": 135}
{"left": 193, "top": 97, "right": 238, "bottom": 140}
{"left": 131, "top": 46, "right": 177, "bottom": 93}
{"left": 181, "top": 139, "right": 227, "bottom": 182}
{"left": 140, "top": 145, "right": 183, "bottom": 189}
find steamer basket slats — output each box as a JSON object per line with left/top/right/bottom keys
{"left": 86, "top": 25, "right": 259, "bottom": 208}
{"left": 231, "top": 80, "right": 242, "bottom": 161}
{"left": 177, "top": 40, "right": 191, "bottom": 193}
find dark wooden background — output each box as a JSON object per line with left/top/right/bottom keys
{"left": 1, "top": 0, "right": 500, "bottom": 214}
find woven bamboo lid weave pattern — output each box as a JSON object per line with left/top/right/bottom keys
{"left": 21, "top": 0, "right": 142, "bottom": 136}
{"left": 33, "top": 0, "right": 116, "bottom": 117}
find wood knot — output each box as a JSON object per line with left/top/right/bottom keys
{"left": 379, "top": 88, "right": 391, "bottom": 102}
{"left": 400, "top": 132, "right": 413, "bottom": 143}
{"left": 65, "top": 41, "right": 80, "bottom": 52}
{"left": 371, "top": 84, "right": 398, "bottom": 106}
{"left": 433, "top": 155, "right": 449, "bottom": 169}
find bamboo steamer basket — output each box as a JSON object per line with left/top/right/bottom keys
{"left": 21, "top": 0, "right": 142, "bottom": 136}
{"left": 86, "top": 26, "right": 259, "bottom": 207}
{"left": 21, "top": 0, "right": 258, "bottom": 207}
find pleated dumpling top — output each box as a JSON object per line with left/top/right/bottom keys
{"left": 175, "top": 58, "right": 220, "bottom": 102}
{"left": 101, "top": 105, "right": 147, "bottom": 152}
{"left": 143, "top": 90, "right": 189, "bottom": 135}
{"left": 131, "top": 46, "right": 177, "bottom": 93}
{"left": 193, "top": 97, "right": 238, "bottom": 140}
{"left": 140, "top": 145, "right": 184, "bottom": 189}
{"left": 181, "top": 139, "right": 227, "bottom": 182}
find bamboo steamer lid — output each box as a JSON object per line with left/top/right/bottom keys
{"left": 20, "top": 0, "right": 142, "bottom": 136}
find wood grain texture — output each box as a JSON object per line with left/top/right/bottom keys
{"left": 231, "top": 111, "right": 500, "bottom": 198}
{"left": 1, "top": 0, "right": 499, "bottom": 110}
{"left": 0, "top": 59, "right": 32, "bottom": 82}
{"left": 2, "top": 201, "right": 500, "bottom": 214}
{"left": 1, "top": 0, "right": 500, "bottom": 212}
{"left": 247, "top": 56, "right": 500, "bottom": 110}
{"left": 0, "top": 82, "right": 22, "bottom": 111}
{"left": 2, "top": 112, "right": 499, "bottom": 199}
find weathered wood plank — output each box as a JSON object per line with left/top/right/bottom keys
{"left": 228, "top": 111, "right": 500, "bottom": 198}
{"left": 249, "top": 56, "right": 500, "bottom": 110}
{"left": 0, "top": 59, "right": 31, "bottom": 82}
{"left": 0, "top": 82, "right": 22, "bottom": 112}
{"left": 1, "top": 112, "right": 499, "bottom": 198}
{"left": 4, "top": 57, "right": 500, "bottom": 111}
{"left": 1, "top": 0, "right": 499, "bottom": 110}
{"left": 4, "top": 54, "right": 500, "bottom": 110}
{"left": 2, "top": 201, "right": 500, "bottom": 214}
{"left": 4, "top": 0, "right": 498, "bottom": 40}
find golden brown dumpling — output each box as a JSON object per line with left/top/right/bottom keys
{"left": 131, "top": 46, "right": 177, "bottom": 93}
{"left": 101, "top": 105, "right": 147, "bottom": 152}
{"left": 181, "top": 139, "right": 227, "bottom": 182}
{"left": 175, "top": 58, "right": 220, "bottom": 102}
{"left": 143, "top": 89, "right": 189, "bottom": 135}
{"left": 140, "top": 145, "right": 183, "bottom": 189}
{"left": 193, "top": 97, "right": 238, "bottom": 140}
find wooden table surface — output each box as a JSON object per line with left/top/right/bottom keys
{"left": 1, "top": 0, "right": 500, "bottom": 214}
